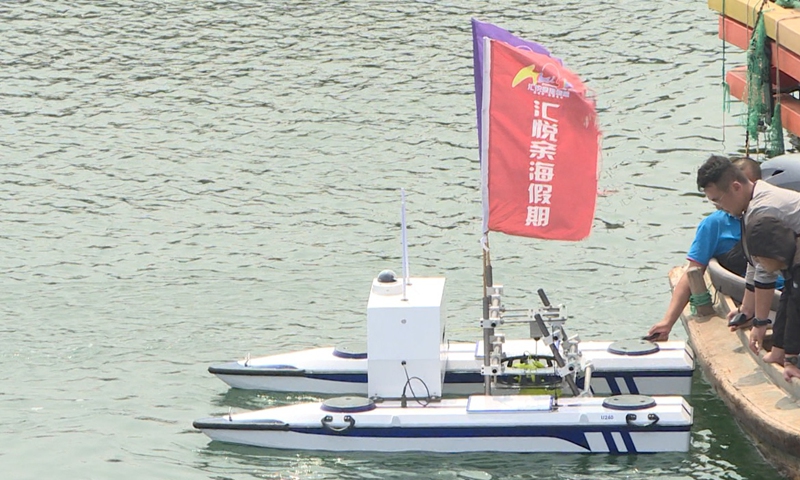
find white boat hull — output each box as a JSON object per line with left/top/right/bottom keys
{"left": 194, "top": 395, "right": 693, "bottom": 453}
{"left": 210, "top": 339, "right": 695, "bottom": 396}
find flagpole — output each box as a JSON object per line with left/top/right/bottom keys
{"left": 400, "top": 188, "right": 410, "bottom": 301}
{"left": 480, "top": 36, "right": 494, "bottom": 396}
{"left": 482, "top": 233, "right": 493, "bottom": 395}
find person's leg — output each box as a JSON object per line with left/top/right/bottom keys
{"left": 764, "top": 289, "right": 788, "bottom": 364}
{"left": 716, "top": 241, "right": 747, "bottom": 277}
{"left": 782, "top": 292, "right": 800, "bottom": 381}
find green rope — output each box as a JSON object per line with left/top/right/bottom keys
{"left": 723, "top": 0, "right": 730, "bottom": 117}
{"left": 689, "top": 291, "right": 712, "bottom": 316}
{"left": 776, "top": 0, "right": 800, "bottom": 8}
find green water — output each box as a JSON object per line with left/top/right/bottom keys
{"left": 0, "top": 0, "right": 780, "bottom": 478}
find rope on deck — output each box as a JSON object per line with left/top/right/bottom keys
{"left": 689, "top": 291, "right": 713, "bottom": 316}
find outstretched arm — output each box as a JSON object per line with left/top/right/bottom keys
{"left": 648, "top": 261, "right": 705, "bottom": 341}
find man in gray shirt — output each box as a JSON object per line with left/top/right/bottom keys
{"left": 697, "top": 155, "right": 800, "bottom": 381}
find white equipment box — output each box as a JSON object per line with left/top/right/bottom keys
{"left": 367, "top": 276, "right": 446, "bottom": 399}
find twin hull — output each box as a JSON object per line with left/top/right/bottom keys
{"left": 194, "top": 395, "right": 693, "bottom": 453}
{"left": 210, "top": 339, "right": 695, "bottom": 396}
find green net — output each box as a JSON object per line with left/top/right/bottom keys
{"left": 767, "top": 99, "right": 786, "bottom": 157}
{"left": 745, "top": 11, "right": 785, "bottom": 157}
{"left": 745, "top": 12, "right": 770, "bottom": 139}
{"left": 723, "top": 82, "right": 731, "bottom": 113}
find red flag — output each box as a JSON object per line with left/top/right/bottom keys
{"left": 480, "top": 38, "right": 599, "bottom": 241}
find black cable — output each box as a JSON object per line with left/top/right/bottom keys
{"left": 400, "top": 362, "right": 432, "bottom": 407}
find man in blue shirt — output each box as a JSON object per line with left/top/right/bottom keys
{"left": 646, "top": 157, "right": 760, "bottom": 341}
{"left": 687, "top": 209, "right": 745, "bottom": 274}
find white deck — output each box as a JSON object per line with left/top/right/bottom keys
{"left": 212, "top": 339, "right": 694, "bottom": 395}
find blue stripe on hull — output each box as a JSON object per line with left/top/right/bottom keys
{"left": 620, "top": 431, "right": 636, "bottom": 452}
{"left": 602, "top": 431, "right": 618, "bottom": 453}
{"left": 605, "top": 377, "right": 621, "bottom": 395}
{"left": 589, "top": 371, "right": 693, "bottom": 378}
{"left": 304, "top": 373, "right": 369, "bottom": 382}
{"left": 600, "top": 431, "right": 637, "bottom": 453}
{"left": 285, "top": 424, "right": 689, "bottom": 453}
{"left": 624, "top": 376, "right": 639, "bottom": 394}
{"left": 299, "top": 370, "right": 693, "bottom": 385}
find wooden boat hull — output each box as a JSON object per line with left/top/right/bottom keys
{"left": 673, "top": 260, "right": 800, "bottom": 479}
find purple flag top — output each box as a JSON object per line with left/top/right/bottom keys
{"left": 471, "top": 18, "right": 558, "bottom": 156}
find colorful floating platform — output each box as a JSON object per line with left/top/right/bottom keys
{"left": 710, "top": 0, "right": 800, "bottom": 137}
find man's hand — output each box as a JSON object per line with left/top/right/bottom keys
{"left": 728, "top": 308, "right": 754, "bottom": 331}
{"left": 749, "top": 325, "right": 769, "bottom": 354}
{"left": 727, "top": 306, "right": 754, "bottom": 321}
{"left": 646, "top": 322, "right": 672, "bottom": 342}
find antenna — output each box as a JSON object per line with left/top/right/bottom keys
{"left": 401, "top": 188, "right": 410, "bottom": 300}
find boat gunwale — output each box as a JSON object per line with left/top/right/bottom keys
{"left": 674, "top": 261, "right": 800, "bottom": 479}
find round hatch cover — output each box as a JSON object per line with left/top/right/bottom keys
{"left": 602, "top": 394, "right": 657, "bottom": 410}
{"left": 321, "top": 396, "right": 376, "bottom": 413}
{"left": 607, "top": 339, "right": 660, "bottom": 356}
{"left": 333, "top": 342, "right": 368, "bottom": 359}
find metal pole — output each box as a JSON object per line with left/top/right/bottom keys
{"left": 400, "top": 189, "right": 409, "bottom": 300}
{"left": 482, "top": 237, "right": 493, "bottom": 395}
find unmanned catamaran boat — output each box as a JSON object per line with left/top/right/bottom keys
{"left": 194, "top": 32, "right": 693, "bottom": 454}
{"left": 195, "top": 274, "right": 693, "bottom": 453}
